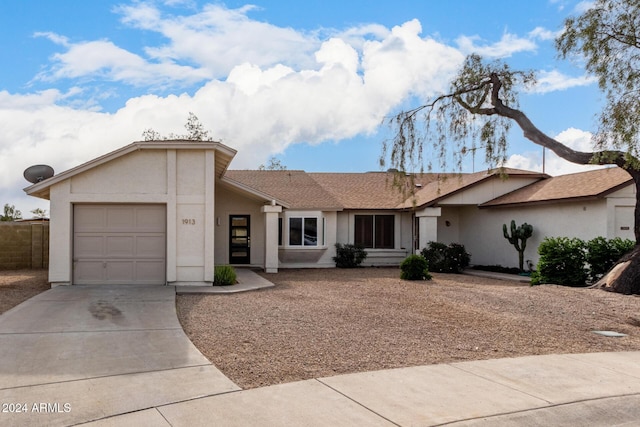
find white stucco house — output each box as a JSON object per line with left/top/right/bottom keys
{"left": 24, "top": 140, "right": 636, "bottom": 286}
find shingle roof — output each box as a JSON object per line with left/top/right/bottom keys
{"left": 396, "top": 168, "right": 547, "bottom": 209}
{"left": 224, "top": 170, "right": 343, "bottom": 210}
{"left": 225, "top": 167, "right": 630, "bottom": 211}
{"left": 307, "top": 172, "right": 435, "bottom": 209}
{"left": 480, "top": 167, "right": 632, "bottom": 208}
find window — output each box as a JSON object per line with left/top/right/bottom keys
{"left": 289, "top": 217, "right": 318, "bottom": 246}
{"left": 355, "top": 215, "right": 394, "bottom": 249}
{"left": 278, "top": 218, "right": 283, "bottom": 246}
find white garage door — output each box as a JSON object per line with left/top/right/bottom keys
{"left": 73, "top": 204, "right": 166, "bottom": 285}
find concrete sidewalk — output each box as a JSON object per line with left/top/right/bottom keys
{"left": 83, "top": 351, "right": 640, "bottom": 426}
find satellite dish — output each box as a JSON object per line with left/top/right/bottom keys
{"left": 23, "top": 165, "right": 55, "bottom": 184}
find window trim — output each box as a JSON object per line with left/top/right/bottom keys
{"left": 283, "top": 214, "right": 323, "bottom": 248}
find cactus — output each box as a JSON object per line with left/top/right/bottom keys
{"left": 503, "top": 220, "right": 533, "bottom": 271}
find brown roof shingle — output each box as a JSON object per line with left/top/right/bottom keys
{"left": 225, "top": 167, "right": 628, "bottom": 211}
{"left": 224, "top": 170, "right": 343, "bottom": 210}
{"left": 480, "top": 167, "right": 632, "bottom": 208}
{"left": 307, "top": 172, "right": 436, "bottom": 209}
{"left": 396, "top": 168, "right": 547, "bottom": 209}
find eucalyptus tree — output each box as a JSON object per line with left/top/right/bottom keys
{"left": 384, "top": 0, "right": 640, "bottom": 294}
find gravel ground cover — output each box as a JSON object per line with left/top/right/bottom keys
{"left": 2, "top": 269, "right": 638, "bottom": 391}
{"left": 176, "top": 268, "right": 640, "bottom": 389}
{"left": 0, "top": 270, "right": 49, "bottom": 315}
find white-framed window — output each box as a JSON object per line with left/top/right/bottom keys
{"left": 289, "top": 217, "right": 318, "bottom": 246}
{"left": 280, "top": 211, "right": 326, "bottom": 248}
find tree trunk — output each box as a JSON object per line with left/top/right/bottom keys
{"left": 593, "top": 245, "right": 640, "bottom": 294}
{"left": 589, "top": 171, "right": 640, "bottom": 294}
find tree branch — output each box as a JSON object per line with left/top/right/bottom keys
{"left": 483, "top": 73, "right": 632, "bottom": 168}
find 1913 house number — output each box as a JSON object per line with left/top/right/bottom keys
{"left": 182, "top": 219, "right": 196, "bottom": 225}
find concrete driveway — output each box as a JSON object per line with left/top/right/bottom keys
{"left": 0, "top": 284, "right": 239, "bottom": 426}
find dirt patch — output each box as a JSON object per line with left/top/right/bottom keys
{"left": 0, "top": 270, "right": 50, "bottom": 315}
{"left": 176, "top": 268, "right": 640, "bottom": 389}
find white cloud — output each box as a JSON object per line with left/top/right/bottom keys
{"left": 0, "top": 3, "right": 600, "bottom": 214}
{"left": 528, "top": 26, "right": 559, "bottom": 41}
{"left": 506, "top": 128, "right": 608, "bottom": 175}
{"left": 36, "top": 39, "right": 212, "bottom": 87}
{"left": 529, "top": 70, "right": 596, "bottom": 93}
{"left": 456, "top": 32, "right": 537, "bottom": 58}
{"left": 1, "top": 14, "right": 468, "bottom": 213}
{"left": 117, "top": 3, "right": 320, "bottom": 78}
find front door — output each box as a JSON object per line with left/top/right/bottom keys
{"left": 229, "top": 215, "right": 250, "bottom": 264}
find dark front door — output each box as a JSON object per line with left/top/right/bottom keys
{"left": 229, "top": 215, "right": 250, "bottom": 264}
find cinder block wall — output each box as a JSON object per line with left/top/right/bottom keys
{"left": 0, "top": 222, "right": 49, "bottom": 270}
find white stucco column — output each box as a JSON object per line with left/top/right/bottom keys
{"left": 261, "top": 204, "right": 282, "bottom": 273}
{"left": 415, "top": 207, "right": 441, "bottom": 251}
{"left": 204, "top": 150, "right": 215, "bottom": 282}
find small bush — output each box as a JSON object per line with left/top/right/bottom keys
{"left": 531, "top": 237, "right": 587, "bottom": 287}
{"left": 214, "top": 265, "right": 237, "bottom": 286}
{"left": 400, "top": 255, "right": 432, "bottom": 280}
{"left": 586, "top": 237, "right": 635, "bottom": 282}
{"left": 420, "top": 241, "right": 471, "bottom": 273}
{"left": 333, "top": 243, "right": 367, "bottom": 268}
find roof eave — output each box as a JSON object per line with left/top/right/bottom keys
{"left": 220, "top": 176, "right": 291, "bottom": 209}
{"left": 479, "top": 195, "right": 602, "bottom": 209}
{"left": 479, "top": 178, "right": 634, "bottom": 209}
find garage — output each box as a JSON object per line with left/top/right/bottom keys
{"left": 73, "top": 204, "right": 166, "bottom": 285}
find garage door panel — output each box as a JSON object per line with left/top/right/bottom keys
{"left": 74, "top": 204, "right": 166, "bottom": 285}
{"left": 106, "top": 236, "right": 135, "bottom": 257}
{"left": 136, "top": 208, "right": 166, "bottom": 231}
{"left": 74, "top": 261, "right": 105, "bottom": 282}
{"left": 106, "top": 261, "right": 135, "bottom": 281}
{"left": 136, "top": 261, "right": 166, "bottom": 282}
{"left": 74, "top": 207, "right": 107, "bottom": 231}
{"left": 106, "top": 207, "right": 135, "bottom": 227}
{"left": 75, "top": 236, "right": 105, "bottom": 257}
{"left": 136, "top": 235, "right": 165, "bottom": 258}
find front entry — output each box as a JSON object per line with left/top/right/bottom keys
{"left": 229, "top": 215, "right": 251, "bottom": 264}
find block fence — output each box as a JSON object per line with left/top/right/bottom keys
{"left": 0, "top": 222, "right": 49, "bottom": 270}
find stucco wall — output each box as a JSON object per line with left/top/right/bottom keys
{"left": 455, "top": 200, "right": 608, "bottom": 268}
{"left": 437, "top": 176, "right": 540, "bottom": 205}
{"left": 214, "top": 185, "right": 266, "bottom": 267}
{"left": 48, "top": 148, "right": 217, "bottom": 285}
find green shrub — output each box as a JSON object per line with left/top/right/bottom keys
{"left": 214, "top": 265, "right": 237, "bottom": 286}
{"left": 585, "top": 237, "right": 635, "bottom": 282}
{"left": 420, "top": 241, "right": 471, "bottom": 273}
{"left": 531, "top": 237, "right": 587, "bottom": 287}
{"left": 400, "top": 255, "right": 432, "bottom": 280}
{"left": 333, "top": 243, "right": 367, "bottom": 268}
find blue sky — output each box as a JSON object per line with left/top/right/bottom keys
{"left": 1, "top": 0, "right": 604, "bottom": 214}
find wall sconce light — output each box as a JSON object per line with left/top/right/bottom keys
{"left": 216, "top": 217, "right": 221, "bottom": 226}
{"left": 445, "top": 220, "right": 451, "bottom": 227}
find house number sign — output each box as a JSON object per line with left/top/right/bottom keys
{"left": 182, "top": 219, "right": 196, "bottom": 225}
